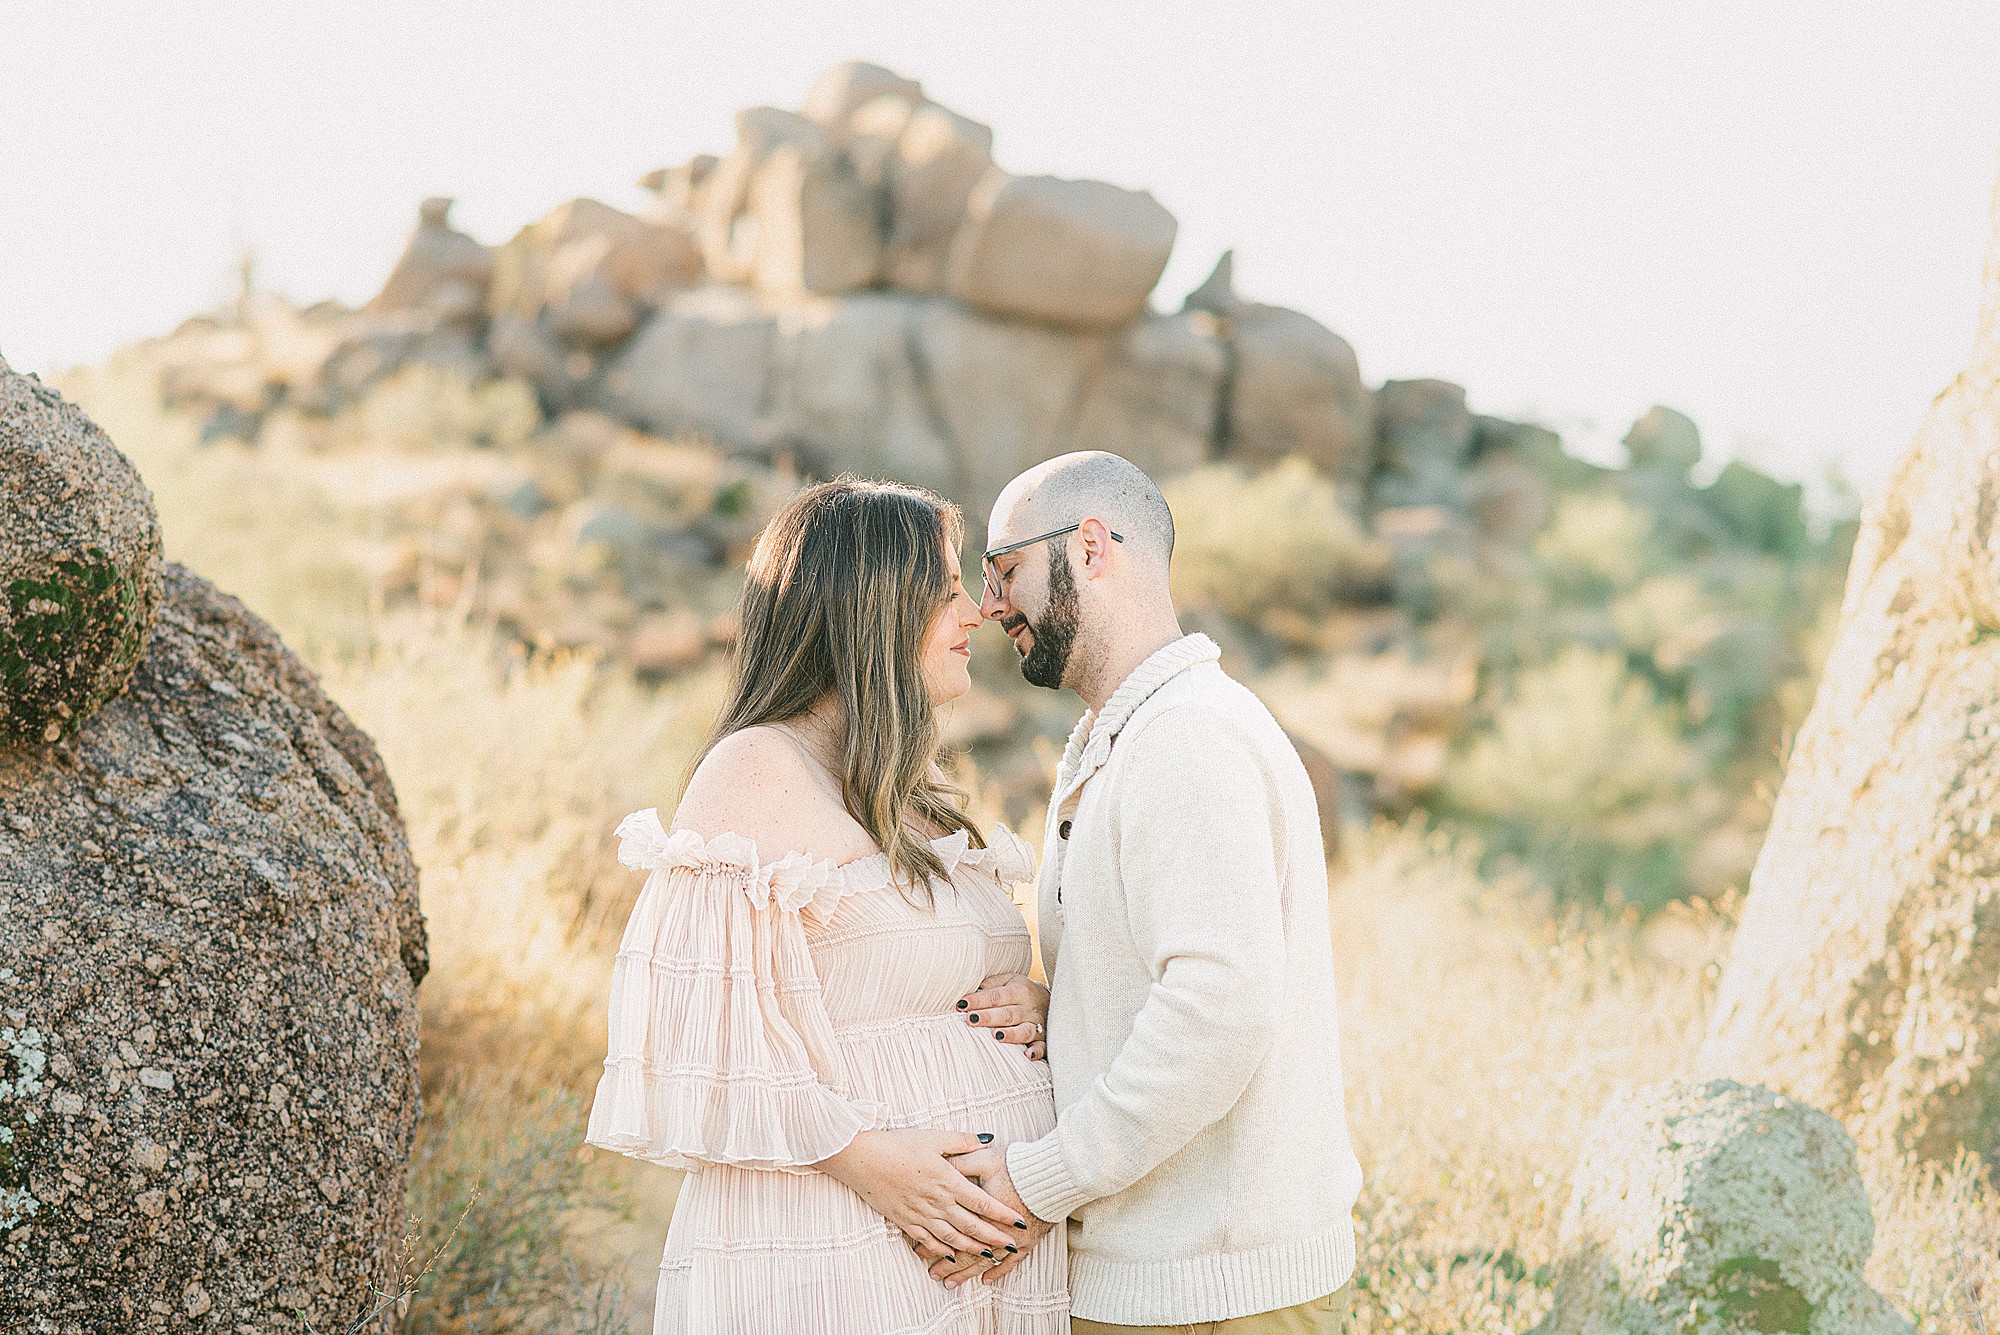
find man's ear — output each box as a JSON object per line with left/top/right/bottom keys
{"left": 1075, "top": 517, "right": 1116, "bottom": 578}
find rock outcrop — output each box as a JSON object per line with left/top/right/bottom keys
{"left": 946, "top": 172, "right": 1177, "bottom": 329}
{"left": 144, "top": 62, "right": 1408, "bottom": 524}
{"left": 0, "top": 355, "right": 163, "bottom": 747}
{"left": 1697, "top": 186, "right": 2000, "bottom": 1163}
{"left": 594, "top": 287, "right": 1222, "bottom": 515}
{"left": 0, "top": 367, "right": 426, "bottom": 1333}
{"left": 1536, "top": 1079, "right": 1912, "bottom": 1335}
{"left": 368, "top": 196, "right": 495, "bottom": 326}
{"left": 1183, "top": 252, "right": 1374, "bottom": 487}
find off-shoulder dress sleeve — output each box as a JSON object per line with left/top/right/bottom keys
{"left": 585, "top": 809, "right": 877, "bottom": 1172}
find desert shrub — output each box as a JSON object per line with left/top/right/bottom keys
{"left": 315, "top": 608, "right": 713, "bottom": 1324}
{"left": 1865, "top": 1149, "right": 2000, "bottom": 1334}
{"left": 1443, "top": 647, "right": 1715, "bottom": 908}
{"left": 1164, "top": 458, "right": 1390, "bottom": 642}
{"left": 1701, "top": 459, "right": 1812, "bottom": 558}
{"left": 403, "top": 1077, "right": 631, "bottom": 1335}
{"left": 1531, "top": 490, "right": 1662, "bottom": 604}
{"left": 343, "top": 366, "right": 543, "bottom": 455}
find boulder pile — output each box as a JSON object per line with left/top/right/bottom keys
{"left": 137, "top": 61, "right": 1411, "bottom": 525}
{"left": 0, "top": 359, "right": 427, "bottom": 1333}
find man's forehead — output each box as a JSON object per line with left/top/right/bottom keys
{"left": 985, "top": 486, "right": 1041, "bottom": 548}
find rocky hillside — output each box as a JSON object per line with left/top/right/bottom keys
{"left": 73, "top": 59, "right": 1853, "bottom": 908}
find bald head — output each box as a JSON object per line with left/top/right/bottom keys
{"left": 989, "top": 451, "right": 1175, "bottom": 564}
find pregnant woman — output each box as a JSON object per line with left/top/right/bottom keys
{"left": 586, "top": 479, "right": 1068, "bottom": 1333}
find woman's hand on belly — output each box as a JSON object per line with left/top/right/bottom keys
{"left": 816, "top": 1130, "right": 1030, "bottom": 1263}
{"left": 956, "top": 972, "right": 1050, "bottom": 1061}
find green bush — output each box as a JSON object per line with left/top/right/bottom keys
{"left": 1531, "top": 491, "right": 1662, "bottom": 605}
{"left": 1443, "top": 647, "right": 1717, "bottom": 909}
{"left": 1164, "top": 458, "right": 1389, "bottom": 641}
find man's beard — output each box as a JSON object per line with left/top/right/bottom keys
{"left": 1008, "top": 549, "right": 1080, "bottom": 690}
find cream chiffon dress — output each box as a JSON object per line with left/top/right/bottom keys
{"left": 585, "top": 808, "right": 1069, "bottom": 1335}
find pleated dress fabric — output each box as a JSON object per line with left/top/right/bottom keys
{"left": 586, "top": 808, "right": 1069, "bottom": 1335}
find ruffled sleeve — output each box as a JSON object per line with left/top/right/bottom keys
{"left": 935, "top": 823, "right": 1036, "bottom": 886}
{"left": 585, "top": 809, "right": 877, "bottom": 1172}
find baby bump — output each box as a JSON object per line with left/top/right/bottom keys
{"left": 835, "top": 1012, "right": 1056, "bottom": 1137}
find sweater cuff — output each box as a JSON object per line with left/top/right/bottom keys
{"left": 1006, "top": 1130, "right": 1094, "bottom": 1224}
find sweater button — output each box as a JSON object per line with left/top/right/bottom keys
{"left": 1059, "top": 821, "right": 1072, "bottom": 839}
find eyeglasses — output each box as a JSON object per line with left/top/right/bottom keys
{"left": 981, "top": 524, "right": 1125, "bottom": 602}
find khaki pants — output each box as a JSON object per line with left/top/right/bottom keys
{"left": 1070, "top": 1286, "right": 1349, "bottom": 1335}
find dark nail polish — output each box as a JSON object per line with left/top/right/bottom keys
{"left": 994, "top": 1028, "right": 1006, "bottom": 1041}
{"left": 956, "top": 1000, "right": 969, "bottom": 1010}
{"left": 1004, "top": 1244, "right": 1018, "bottom": 1253}
{"left": 1013, "top": 1220, "right": 1028, "bottom": 1229}
{"left": 981, "top": 1250, "right": 994, "bottom": 1259}
{"left": 967, "top": 1013, "right": 979, "bottom": 1022}
{"left": 949, "top": 1254, "right": 957, "bottom": 1262}
{"left": 977, "top": 1133, "right": 994, "bottom": 1144}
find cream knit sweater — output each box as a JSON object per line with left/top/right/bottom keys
{"left": 1006, "top": 634, "right": 1362, "bottom": 1326}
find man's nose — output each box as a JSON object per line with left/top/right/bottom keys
{"left": 979, "top": 584, "right": 1006, "bottom": 621}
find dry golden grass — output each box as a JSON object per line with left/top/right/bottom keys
{"left": 58, "top": 364, "right": 2000, "bottom": 1333}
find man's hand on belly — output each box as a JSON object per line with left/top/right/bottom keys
{"left": 931, "top": 1144, "right": 1051, "bottom": 1288}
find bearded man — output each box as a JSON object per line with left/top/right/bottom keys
{"left": 939, "top": 452, "right": 1363, "bottom": 1333}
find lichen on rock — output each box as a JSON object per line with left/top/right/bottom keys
{"left": 0, "top": 968, "right": 46, "bottom": 1235}
{"left": 0, "top": 356, "right": 163, "bottom": 747}
{"left": 1535, "top": 1079, "right": 1913, "bottom": 1335}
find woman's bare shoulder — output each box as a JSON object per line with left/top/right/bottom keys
{"left": 672, "top": 726, "right": 877, "bottom": 866}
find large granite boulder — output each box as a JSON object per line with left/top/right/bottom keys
{"left": 1696, "top": 198, "right": 2000, "bottom": 1162}
{"left": 0, "top": 374, "right": 426, "bottom": 1333}
{"left": 0, "top": 358, "right": 163, "bottom": 748}
{"left": 745, "top": 137, "right": 884, "bottom": 300}
{"left": 367, "top": 197, "right": 495, "bottom": 326}
{"left": 698, "top": 106, "right": 830, "bottom": 285}
{"left": 947, "top": 172, "right": 1178, "bottom": 329}
{"left": 1536, "top": 1080, "right": 1912, "bottom": 1335}
{"left": 911, "top": 297, "right": 1219, "bottom": 506}
{"left": 595, "top": 289, "right": 1222, "bottom": 517}
{"left": 1372, "top": 378, "right": 1475, "bottom": 508}
{"left": 594, "top": 284, "right": 778, "bottom": 446}
{"left": 490, "top": 197, "right": 701, "bottom": 349}
{"left": 852, "top": 96, "right": 995, "bottom": 294}
{"left": 800, "top": 59, "right": 923, "bottom": 136}
{"left": 1183, "top": 253, "right": 1374, "bottom": 485}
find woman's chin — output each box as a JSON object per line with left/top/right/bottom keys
{"left": 929, "top": 669, "right": 973, "bottom": 707}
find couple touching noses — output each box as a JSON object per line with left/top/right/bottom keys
{"left": 587, "top": 452, "right": 1363, "bottom": 1334}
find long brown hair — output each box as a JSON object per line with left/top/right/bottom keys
{"left": 706, "top": 477, "right": 984, "bottom": 894}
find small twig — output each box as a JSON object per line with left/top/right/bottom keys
{"left": 303, "top": 1185, "right": 481, "bottom": 1335}
{"left": 1950, "top": 1216, "right": 1994, "bottom": 1335}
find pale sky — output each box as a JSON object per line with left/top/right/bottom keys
{"left": 5, "top": 1, "right": 1997, "bottom": 498}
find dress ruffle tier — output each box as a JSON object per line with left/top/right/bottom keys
{"left": 587, "top": 809, "right": 1067, "bottom": 1335}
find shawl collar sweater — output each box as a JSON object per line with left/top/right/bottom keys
{"left": 1006, "top": 634, "right": 1362, "bottom": 1325}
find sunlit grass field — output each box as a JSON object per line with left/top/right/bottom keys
{"left": 63, "top": 361, "right": 2000, "bottom": 1333}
